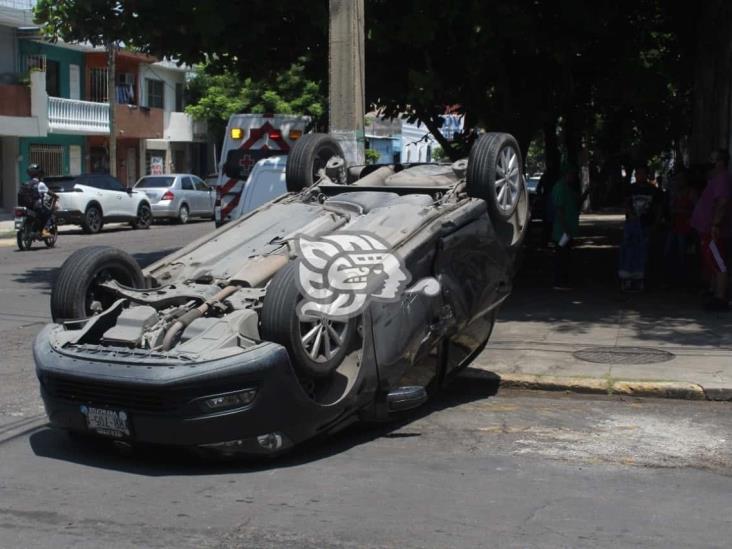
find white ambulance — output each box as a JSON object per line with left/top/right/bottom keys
{"left": 214, "top": 114, "right": 310, "bottom": 226}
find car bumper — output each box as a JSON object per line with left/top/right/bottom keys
{"left": 33, "top": 325, "right": 352, "bottom": 455}
{"left": 150, "top": 202, "right": 177, "bottom": 218}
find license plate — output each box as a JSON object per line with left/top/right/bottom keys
{"left": 15, "top": 220, "right": 24, "bottom": 229}
{"left": 81, "top": 405, "right": 131, "bottom": 438}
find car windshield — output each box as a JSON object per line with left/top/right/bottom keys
{"left": 526, "top": 177, "right": 540, "bottom": 192}
{"left": 136, "top": 176, "right": 175, "bottom": 189}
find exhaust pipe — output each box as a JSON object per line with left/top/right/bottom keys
{"left": 161, "top": 255, "right": 288, "bottom": 351}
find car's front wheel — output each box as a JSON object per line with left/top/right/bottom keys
{"left": 51, "top": 246, "right": 145, "bottom": 322}
{"left": 81, "top": 204, "right": 103, "bottom": 234}
{"left": 260, "top": 261, "right": 358, "bottom": 380}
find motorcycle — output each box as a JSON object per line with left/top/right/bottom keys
{"left": 15, "top": 192, "right": 59, "bottom": 251}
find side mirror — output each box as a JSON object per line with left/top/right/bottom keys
{"left": 126, "top": 188, "right": 133, "bottom": 194}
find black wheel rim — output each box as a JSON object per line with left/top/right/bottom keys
{"left": 139, "top": 205, "right": 152, "bottom": 227}
{"left": 87, "top": 208, "right": 101, "bottom": 232}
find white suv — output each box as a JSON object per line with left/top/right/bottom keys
{"left": 47, "top": 174, "right": 152, "bottom": 234}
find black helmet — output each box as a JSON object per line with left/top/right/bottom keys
{"left": 27, "top": 163, "right": 43, "bottom": 179}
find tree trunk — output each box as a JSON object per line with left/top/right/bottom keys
{"left": 543, "top": 118, "right": 560, "bottom": 181}
{"left": 107, "top": 42, "right": 117, "bottom": 178}
{"left": 689, "top": 1, "right": 732, "bottom": 164}
{"left": 419, "top": 112, "right": 462, "bottom": 161}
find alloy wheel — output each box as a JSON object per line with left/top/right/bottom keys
{"left": 495, "top": 145, "right": 521, "bottom": 213}
{"left": 299, "top": 316, "right": 350, "bottom": 363}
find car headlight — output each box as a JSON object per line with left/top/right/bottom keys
{"left": 198, "top": 388, "right": 257, "bottom": 412}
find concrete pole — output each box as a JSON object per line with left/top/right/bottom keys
{"left": 328, "top": 0, "right": 365, "bottom": 165}
{"left": 107, "top": 42, "right": 117, "bottom": 177}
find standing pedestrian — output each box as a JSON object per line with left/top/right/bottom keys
{"left": 551, "top": 164, "right": 580, "bottom": 289}
{"left": 618, "top": 165, "right": 661, "bottom": 291}
{"left": 691, "top": 148, "right": 732, "bottom": 311}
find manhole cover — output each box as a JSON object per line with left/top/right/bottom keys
{"left": 573, "top": 346, "right": 675, "bottom": 365}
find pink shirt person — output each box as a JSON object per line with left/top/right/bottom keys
{"left": 691, "top": 171, "right": 732, "bottom": 237}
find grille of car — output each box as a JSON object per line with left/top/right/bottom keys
{"left": 42, "top": 375, "right": 186, "bottom": 413}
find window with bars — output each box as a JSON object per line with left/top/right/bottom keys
{"left": 29, "top": 144, "right": 64, "bottom": 177}
{"left": 146, "top": 79, "right": 164, "bottom": 109}
{"left": 89, "top": 68, "right": 108, "bottom": 103}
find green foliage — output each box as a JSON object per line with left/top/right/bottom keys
{"left": 34, "top": 0, "right": 701, "bottom": 168}
{"left": 364, "top": 148, "right": 380, "bottom": 165}
{"left": 185, "top": 61, "right": 325, "bottom": 139}
{"left": 431, "top": 146, "right": 447, "bottom": 162}
{"left": 525, "top": 133, "right": 546, "bottom": 175}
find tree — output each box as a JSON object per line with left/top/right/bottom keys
{"left": 364, "top": 148, "right": 380, "bottom": 164}
{"left": 35, "top": 0, "right": 701, "bottom": 175}
{"left": 185, "top": 61, "right": 326, "bottom": 143}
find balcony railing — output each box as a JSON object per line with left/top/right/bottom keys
{"left": 48, "top": 97, "right": 110, "bottom": 135}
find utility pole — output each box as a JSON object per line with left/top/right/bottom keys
{"left": 107, "top": 41, "right": 117, "bottom": 177}
{"left": 328, "top": 0, "right": 365, "bottom": 165}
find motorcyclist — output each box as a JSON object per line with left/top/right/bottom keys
{"left": 18, "top": 164, "right": 53, "bottom": 237}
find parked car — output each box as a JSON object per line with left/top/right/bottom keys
{"left": 134, "top": 174, "right": 215, "bottom": 224}
{"left": 35, "top": 132, "right": 528, "bottom": 458}
{"left": 218, "top": 156, "right": 288, "bottom": 225}
{"left": 46, "top": 173, "right": 152, "bottom": 234}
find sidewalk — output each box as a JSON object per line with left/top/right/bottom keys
{"left": 473, "top": 214, "right": 732, "bottom": 401}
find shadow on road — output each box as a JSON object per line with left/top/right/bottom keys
{"left": 11, "top": 248, "right": 179, "bottom": 290}
{"left": 28, "top": 368, "right": 500, "bottom": 476}
{"left": 503, "top": 216, "right": 732, "bottom": 347}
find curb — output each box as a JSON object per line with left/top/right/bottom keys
{"left": 496, "top": 373, "right": 729, "bottom": 401}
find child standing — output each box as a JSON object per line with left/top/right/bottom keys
{"left": 618, "top": 165, "right": 661, "bottom": 291}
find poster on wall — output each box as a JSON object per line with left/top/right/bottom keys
{"left": 150, "top": 156, "right": 164, "bottom": 175}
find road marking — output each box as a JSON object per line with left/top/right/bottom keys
{"left": 0, "top": 413, "right": 48, "bottom": 444}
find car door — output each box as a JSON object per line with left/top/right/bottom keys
{"left": 180, "top": 176, "right": 197, "bottom": 214}
{"left": 104, "top": 176, "right": 136, "bottom": 218}
{"left": 84, "top": 176, "right": 117, "bottom": 217}
{"left": 193, "top": 177, "right": 214, "bottom": 215}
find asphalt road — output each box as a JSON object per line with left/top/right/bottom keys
{"left": 1, "top": 222, "right": 731, "bottom": 548}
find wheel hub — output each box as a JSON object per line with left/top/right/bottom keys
{"left": 300, "top": 316, "right": 348, "bottom": 363}
{"left": 495, "top": 146, "right": 521, "bottom": 212}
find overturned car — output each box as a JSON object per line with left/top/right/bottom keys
{"left": 34, "top": 132, "right": 529, "bottom": 456}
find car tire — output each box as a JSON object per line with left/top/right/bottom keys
{"left": 51, "top": 246, "right": 145, "bottom": 322}
{"left": 131, "top": 202, "right": 152, "bottom": 230}
{"left": 467, "top": 133, "right": 529, "bottom": 248}
{"left": 260, "top": 261, "right": 357, "bottom": 379}
{"left": 285, "top": 133, "right": 345, "bottom": 192}
{"left": 81, "top": 204, "right": 103, "bottom": 234}
{"left": 467, "top": 133, "right": 524, "bottom": 220}
{"left": 176, "top": 204, "right": 189, "bottom": 224}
